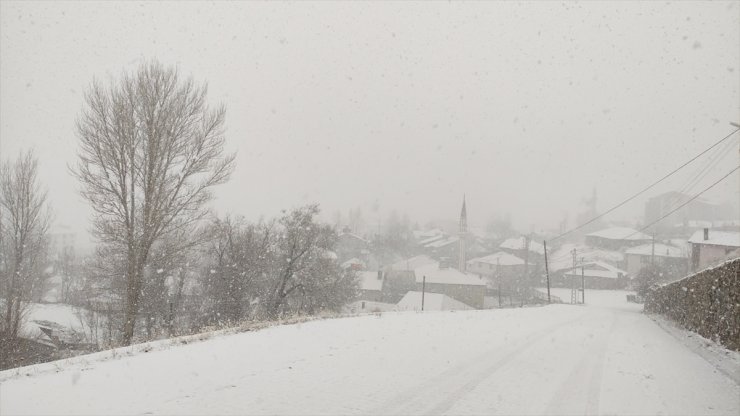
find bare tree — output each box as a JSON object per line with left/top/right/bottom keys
{"left": 201, "top": 216, "right": 275, "bottom": 326}
{"left": 0, "top": 150, "right": 51, "bottom": 340}
{"left": 262, "top": 205, "right": 355, "bottom": 319}
{"left": 73, "top": 61, "right": 235, "bottom": 345}
{"left": 55, "top": 246, "right": 79, "bottom": 304}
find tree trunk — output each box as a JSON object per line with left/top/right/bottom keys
{"left": 121, "top": 250, "right": 145, "bottom": 345}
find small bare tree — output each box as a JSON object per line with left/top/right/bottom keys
{"left": 0, "top": 150, "right": 51, "bottom": 340}
{"left": 55, "top": 246, "right": 78, "bottom": 304}
{"left": 73, "top": 61, "right": 235, "bottom": 345}
{"left": 262, "top": 205, "right": 352, "bottom": 319}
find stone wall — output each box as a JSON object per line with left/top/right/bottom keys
{"left": 645, "top": 258, "right": 739, "bottom": 351}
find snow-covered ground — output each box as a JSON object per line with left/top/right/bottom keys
{"left": 1, "top": 291, "right": 738, "bottom": 415}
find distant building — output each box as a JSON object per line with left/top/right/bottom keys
{"left": 413, "top": 228, "right": 445, "bottom": 242}
{"left": 688, "top": 228, "right": 740, "bottom": 272}
{"left": 624, "top": 243, "right": 687, "bottom": 280}
{"left": 585, "top": 227, "right": 651, "bottom": 250}
{"left": 423, "top": 236, "right": 460, "bottom": 259}
{"left": 467, "top": 251, "right": 528, "bottom": 279}
{"left": 467, "top": 251, "right": 530, "bottom": 299}
{"left": 357, "top": 270, "right": 384, "bottom": 302}
{"left": 562, "top": 261, "right": 629, "bottom": 290}
{"left": 413, "top": 263, "right": 487, "bottom": 309}
{"left": 645, "top": 192, "right": 734, "bottom": 234}
{"left": 549, "top": 243, "right": 625, "bottom": 272}
{"left": 499, "top": 237, "right": 545, "bottom": 263}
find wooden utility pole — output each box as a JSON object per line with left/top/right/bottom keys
{"left": 522, "top": 235, "right": 530, "bottom": 307}
{"left": 651, "top": 231, "right": 656, "bottom": 268}
{"left": 581, "top": 257, "right": 585, "bottom": 304}
{"left": 421, "top": 275, "right": 426, "bottom": 311}
{"left": 571, "top": 248, "right": 578, "bottom": 304}
{"left": 497, "top": 258, "right": 502, "bottom": 308}
{"left": 731, "top": 122, "right": 740, "bottom": 220}
{"left": 543, "top": 240, "right": 551, "bottom": 303}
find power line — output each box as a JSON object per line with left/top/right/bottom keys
{"left": 545, "top": 165, "right": 740, "bottom": 268}
{"left": 677, "top": 137, "right": 736, "bottom": 196}
{"left": 551, "top": 128, "right": 740, "bottom": 242}
{"left": 623, "top": 165, "right": 740, "bottom": 240}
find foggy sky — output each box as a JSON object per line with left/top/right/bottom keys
{"left": 1, "top": 1, "right": 738, "bottom": 247}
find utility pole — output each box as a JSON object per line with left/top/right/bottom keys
{"left": 497, "top": 258, "right": 502, "bottom": 308}
{"left": 421, "top": 275, "right": 426, "bottom": 311}
{"left": 651, "top": 231, "right": 656, "bottom": 268}
{"left": 731, "top": 122, "right": 739, "bottom": 227}
{"left": 581, "top": 257, "right": 585, "bottom": 304}
{"left": 522, "top": 235, "right": 530, "bottom": 307}
{"left": 543, "top": 240, "right": 551, "bottom": 303}
{"left": 571, "top": 248, "right": 578, "bottom": 304}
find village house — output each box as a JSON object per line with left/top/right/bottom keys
{"left": 412, "top": 263, "right": 487, "bottom": 309}
{"left": 585, "top": 227, "right": 652, "bottom": 250}
{"left": 549, "top": 243, "right": 625, "bottom": 272}
{"left": 499, "top": 236, "right": 545, "bottom": 261}
{"left": 561, "top": 260, "right": 629, "bottom": 290}
{"left": 416, "top": 229, "right": 447, "bottom": 248}
{"left": 467, "top": 251, "right": 528, "bottom": 279}
{"left": 357, "top": 270, "right": 384, "bottom": 302}
{"left": 688, "top": 228, "right": 740, "bottom": 272}
{"left": 624, "top": 243, "right": 687, "bottom": 280}
{"left": 645, "top": 192, "right": 734, "bottom": 235}
{"left": 466, "top": 251, "right": 531, "bottom": 302}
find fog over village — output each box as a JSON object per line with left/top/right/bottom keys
{"left": 0, "top": 2, "right": 739, "bottom": 415}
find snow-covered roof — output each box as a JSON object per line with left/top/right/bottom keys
{"left": 414, "top": 263, "right": 487, "bottom": 286}
{"left": 468, "top": 252, "right": 526, "bottom": 266}
{"left": 499, "top": 237, "right": 545, "bottom": 254}
{"left": 358, "top": 271, "right": 384, "bottom": 292}
{"left": 549, "top": 243, "right": 624, "bottom": 272}
{"left": 389, "top": 255, "right": 438, "bottom": 271}
{"left": 414, "top": 229, "right": 445, "bottom": 240}
{"left": 586, "top": 227, "right": 651, "bottom": 241}
{"left": 625, "top": 243, "right": 686, "bottom": 259}
{"left": 688, "top": 230, "right": 740, "bottom": 248}
{"left": 418, "top": 234, "right": 446, "bottom": 246}
{"left": 425, "top": 236, "right": 459, "bottom": 249}
{"left": 396, "top": 291, "right": 473, "bottom": 311}
{"left": 563, "top": 261, "right": 628, "bottom": 279}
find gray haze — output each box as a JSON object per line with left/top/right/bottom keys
{"left": 1, "top": 1, "right": 738, "bottom": 248}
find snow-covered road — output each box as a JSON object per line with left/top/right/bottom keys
{"left": 1, "top": 290, "right": 738, "bottom": 415}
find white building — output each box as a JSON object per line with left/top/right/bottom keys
{"left": 688, "top": 229, "right": 740, "bottom": 272}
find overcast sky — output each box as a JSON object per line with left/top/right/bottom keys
{"left": 1, "top": 1, "right": 738, "bottom": 245}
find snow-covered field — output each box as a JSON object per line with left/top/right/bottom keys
{"left": 1, "top": 290, "right": 738, "bottom": 415}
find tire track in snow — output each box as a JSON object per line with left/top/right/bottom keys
{"left": 543, "top": 311, "right": 617, "bottom": 416}
{"left": 370, "top": 313, "right": 587, "bottom": 415}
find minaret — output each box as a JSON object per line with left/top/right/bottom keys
{"left": 458, "top": 195, "right": 468, "bottom": 272}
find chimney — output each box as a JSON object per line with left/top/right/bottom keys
{"left": 703, "top": 228, "right": 709, "bottom": 241}
{"left": 377, "top": 270, "right": 383, "bottom": 280}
